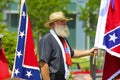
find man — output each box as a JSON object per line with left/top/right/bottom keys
{"left": 39, "top": 11, "right": 97, "bottom": 80}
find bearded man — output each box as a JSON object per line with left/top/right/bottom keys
{"left": 39, "top": 11, "right": 97, "bottom": 80}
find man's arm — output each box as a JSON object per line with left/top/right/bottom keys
{"left": 73, "top": 47, "right": 97, "bottom": 58}
{"left": 39, "top": 60, "right": 50, "bottom": 80}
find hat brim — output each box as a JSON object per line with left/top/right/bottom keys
{"left": 44, "top": 17, "right": 73, "bottom": 27}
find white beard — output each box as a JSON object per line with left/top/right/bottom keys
{"left": 54, "top": 24, "right": 70, "bottom": 38}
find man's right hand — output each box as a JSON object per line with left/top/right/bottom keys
{"left": 39, "top": 60, "right": 50, "bottom": 80}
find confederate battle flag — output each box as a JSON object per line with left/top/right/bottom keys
{"left": 95, "top": 0, "right": 120, "bottom": 79}
{"left": 11, "top": 0, "right": 41, "bottom": 80}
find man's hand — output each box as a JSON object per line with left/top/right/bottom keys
{"left": 87, "top": 47, "right": 98, "bottom": 56}
{"left": 39, "top": 60, "right": 50, "bottom": 80}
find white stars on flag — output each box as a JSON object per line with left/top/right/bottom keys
{"left": 22, "top": 11, "right": 26, "bottom": 18}
{"left": 109, "top": 33, "right": 118, "bottom": 43}
{"left": 16, "top": 51, "right": 22, "bottom": 58}
{"left": 26, "top": 71, "right": 32, "bottom": 78}
{"left": 14, "top": 68, "right": 20, "bottom": 75}
{"left": 12, "top": 1, "right": 41, "bottom": 80}
{"left": 19, "top": 31, "right": 25, "bottom": 38}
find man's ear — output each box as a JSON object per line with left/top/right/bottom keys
{"left": 50, "top": 22, "right": 55, "bottom": 28}
{"left": 50, "top": 22, "right": 55, "bottom": 26}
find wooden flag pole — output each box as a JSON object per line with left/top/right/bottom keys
{"left": 90, "top": 54, "right": 96, "bottom": 78}
{"left": 90, "top": 49, "right": 98, "bottom": 79}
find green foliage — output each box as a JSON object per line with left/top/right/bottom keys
{"left": 72, "top": 55, "right": 104, "bottom": 71}
{"left": 2, "top": 31, "right": 17, "bottom": 70}
{"left": 26, "top": 0, "right": 70, "bottom": 38}
{"left": 72, "top": 57, "right": 90, "bottom": 70}
{"left": 0, "top": 0, "right": 17, "bottom": 70}
{"left": 0, "top": 0, "right": 14, "bottom": 23}
{"left": 80, "top": 0, "right": 100, "bottom": 37}
{"left": 0, "top": 25, "right": 17, "bottom": 70}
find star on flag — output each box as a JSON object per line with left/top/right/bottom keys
{"left": 11, "top": 0, "right": 42, "bottom": 80}
{"left": 109, "top": 33, "right": 118, "bottom": 43}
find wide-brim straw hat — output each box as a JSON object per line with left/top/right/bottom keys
{"left": 44, "top": 11, "right": 73, "bottom": 27}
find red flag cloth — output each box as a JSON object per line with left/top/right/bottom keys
{"left": 105, "top": 0, "right": 120, "bottom": 34}
{"left": 102, "top": 52, "right": 120, "bottom": 80}
{"left": 61, "top": 38, "right": 72, "bottom": 66}
{"left": 102, "top": 0, "right": 120, "bottom": 79}
{"left": 24, "top": 17, "right": 39, "bottom": 67}
{"left": 11, "top": 1, "right": 41, "bottom": 79}
{"left": 103, "top": 0, "right": 120, "bottom": 57}
{"left": 0, "top": 48, "right": 10, "bottom": 80}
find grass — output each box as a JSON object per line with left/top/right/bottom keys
{"left": 72, "top": 53, "right": 104, "bottom": 70}
{"left": 69, "top": 55, "right": 104, "bottom": 80}
{"left": 72, "top": 56, "right": 90, "bottom": 70}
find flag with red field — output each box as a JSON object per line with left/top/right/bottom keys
{"left": 0, "top": 48, "right": 10, "bottom": 79}
{"left": 11, "top": 0, "right": 41, "bottom": 80}
{"left": 95, "top": 0, "right": 120, "bottom": 79}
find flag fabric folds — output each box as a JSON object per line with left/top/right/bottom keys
{"left": 95, "top": 0, "right": 120, "bottom": 57}
{"left": 102, "top": 52, "right": 120, "bottom": 80}
{"left": 11, "top": 0, "right": 41, "bottom": 80}
{"left": 0, "top": 48, "right": 10, "bottom": 79}
{"left": 103, "top": 0, "right": 120, "bottom": 57}
{"left": 95, "top": 0, "right": 120, "bottom": 79}
{"left": 94, "top": 0, "right": 110, "bottom": 49}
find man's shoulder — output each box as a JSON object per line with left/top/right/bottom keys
{"left": 41, "top": 33, "right": 56, "bottom": 42}
{"left": 42, "top": 33, "right": 52, "bottom": 39}
{"left": 40, "top": 33, "right": 56, "bottom": 44}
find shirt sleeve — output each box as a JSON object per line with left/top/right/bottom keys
{"left": 39, "top": 37, "right": 52, "bottom": 63}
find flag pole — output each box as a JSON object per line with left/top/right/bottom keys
{"left": 11, "top": 0, "right": 23, "bottom": 77}
{"left": 90, "top": 54, "right": 96, "bottom": 79}
{"left": 90, "top": 49, "right": 98, "bottom": 80}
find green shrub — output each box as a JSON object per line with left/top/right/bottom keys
{"left": 2, "top": 31, "right": 17, "bottom": 70}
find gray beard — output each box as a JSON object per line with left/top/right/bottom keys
{"left": 54, "top": 25, "right": 70, "bottom": 38}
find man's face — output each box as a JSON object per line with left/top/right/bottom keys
{"left": 54, "top": 20, "right": 70, "bottom": 38}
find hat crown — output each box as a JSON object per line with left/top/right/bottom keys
{"left": 45, "top": 11, "right": 73, "bottom": 27}
{"left": 49, "top": 12, "right": 65, "bottom": 21}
